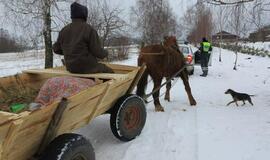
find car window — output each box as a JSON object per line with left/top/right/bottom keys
{"left": 179, "top": 46, "right": 189, "bottom": 55}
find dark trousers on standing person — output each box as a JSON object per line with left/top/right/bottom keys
{"left": 200, "top": 53, "right": 210, "bottom": 77}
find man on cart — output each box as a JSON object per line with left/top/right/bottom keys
{"left": 53, "top": 2, "right": 113, "bottom": 74}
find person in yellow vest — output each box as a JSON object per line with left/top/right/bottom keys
{"left": 199, "top": 37, "right": 212, "bottom": 77}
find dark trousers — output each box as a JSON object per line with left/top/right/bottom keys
{"left": 91, "top": 63, "right": 114, "bottom": 73}
{"left": 200, "top": 53, "right": 210, "bottom": 74}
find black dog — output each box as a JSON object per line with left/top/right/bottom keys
{"left": 225, "top": 89, "right": 254, "bottom": 106}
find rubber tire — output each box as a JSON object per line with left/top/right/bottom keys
{"left": 39, "top": 133, "right": 95, "bottom": 160}
{"left": 110, "top": 94, "right": 146, "bottom": 142}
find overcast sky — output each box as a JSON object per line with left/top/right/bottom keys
{"left": 100, "top": 0, "right": 197, "bottom": 18}
{"left": 0, "top": 0, "right": 197, "bottom": 32}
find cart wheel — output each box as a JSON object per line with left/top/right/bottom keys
{"left": 110, "top": 94, "right": 146, "bottom": 142}
{"left": 39, "top": 133, "right": 95, "bottom": 160}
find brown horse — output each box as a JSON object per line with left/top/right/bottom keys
{"left": 136, "top": 36, "right": 197, "bottom": 112}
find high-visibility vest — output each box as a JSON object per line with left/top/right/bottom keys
{"left": 202, "top": 42, "right": 211, "bottom": 53}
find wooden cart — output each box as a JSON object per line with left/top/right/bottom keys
{"left": 0, "top": 63, "right": 146, "bottom": 160}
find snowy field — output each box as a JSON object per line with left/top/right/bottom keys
{"left": 241, "top": 42, "right": 270, "bottom": 51}
{"left": 0, "top": 47, "right": 270, "bottom": 160}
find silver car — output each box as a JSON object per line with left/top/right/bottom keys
{"left": 179, "top": 44, "right": 195, "bottom": 75}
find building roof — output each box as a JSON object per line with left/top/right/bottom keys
{"left": 213, "top": 31, "right": 237, "bottom": 36}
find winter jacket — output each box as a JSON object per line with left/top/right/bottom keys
{"left": 53, "top": 2, "right": 108, "bottom": 73}
{"left": 200, "top": 41, "right": 212, "bottom": 54}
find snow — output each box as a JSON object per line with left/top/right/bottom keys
{"left": 240, "top": 42, "right": 270, "bottom": 51}
{"left": 77, "top": 48, "right": 270, "bottom": 160}
{"left": 0, "top": 50, "right": 62, "bottom": 77}
{"left": 0, "top": 46, "right": 270, "bottom": 160}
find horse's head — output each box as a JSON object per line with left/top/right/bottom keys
{"left": 163, "top": 36, "right": 179, "bottom": 52}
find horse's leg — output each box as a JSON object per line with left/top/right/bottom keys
{"left": 136, "top": 69, "right": 149, "bottom": 99}
{"left": 164, "top": 77, "right": 171, "bottom": 102}
{"left": 152, "top": 77, "right": 164, "bottom": 112}
{"left": 180, "top": 70, "right": 197, "bottom": 106}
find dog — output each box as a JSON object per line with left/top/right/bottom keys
{"left": 225, "top": 89, "right": 254, "bottom": 106}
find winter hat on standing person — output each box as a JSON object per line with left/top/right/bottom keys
{"left": 70, "top": 2, "right": 88, "bottom": 21}
{"left": 202, "top": 37, "right": 208, "bottom": 42}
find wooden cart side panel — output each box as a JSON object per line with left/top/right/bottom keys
{"left": 55, "top": 82, "right": 109, "bottom": 135}
{"left": 0, "top": 73, "right": 55, "bottom": 93}
{"left": 1, "top": 103, "right": 59, "bottom": 160}
{"left": 0, "top": 123, "right": 12, "bottom": 159}
{"left": 1, "top": 119, "right": 24, "bottom": 160}
{"left": 105, "top": 63, "right": 138, "bottom": 73}
{"left": 94, "top": 69, "right": 139, "bottom": 116}
{"left": 2, "top": 82, "right": 109, "bottom": 160}
{"left": 127, "top": 65, "right": 146, "bottom": 94}
{"left": 0, "top": 112, "right": 18, "bottom": 127}
{"left": 0, "top": 112, "right": 20, "bottom": 159}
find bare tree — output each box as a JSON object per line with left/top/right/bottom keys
{"left": 228, "top": 3, "right": 246, "bottom": 70}
{"left": 2, "top": 0, "right": 68, "bottom": 68}
{"left": 216, "top": 6, "right": 229, "bottom": 62}
{"left": 205, "top": 0, "right": 254, "bottom": 5}
{"left": 132, "top": 0, "right": 179, "bottom": 44}
{"left": 87, "top": 0, "right": 126, "bottom": 47}
{"left": 246, "top": 0, "right": 270, "bottom": 42}
{"left": 182, "top": 2, "right": 214, "bottom": 44}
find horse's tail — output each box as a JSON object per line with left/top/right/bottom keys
{"left": 136, "top": 58, "right": 148, "bottom": 98}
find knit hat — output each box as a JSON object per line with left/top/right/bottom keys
{"left": 202, "top": 37, "right": 207, "bottom": 42}
{"left": 70, "top": 2, "right": 88, "bottom": 21}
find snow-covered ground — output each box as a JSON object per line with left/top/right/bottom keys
{"left": 0, "top": 47, "right": 270, "bottom": 160}
{"left": 0, "top": 50, "right": 63, "bottom": 77}
{"left": 240, "top": 42, "right": 270, "bottom": 51}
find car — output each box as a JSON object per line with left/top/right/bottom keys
{"left": 178, "top": 44, "right": 195, "bottom": 75}
{"left": 193, "top": 47, "right": 213, "bottom": 66}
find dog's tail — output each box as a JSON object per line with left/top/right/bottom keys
{"left": 249, "top": 95, "right": 256, "bottom": 97}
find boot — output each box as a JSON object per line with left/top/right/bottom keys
{"left": 200, "top": 70, "right": 208, "bottom": 77}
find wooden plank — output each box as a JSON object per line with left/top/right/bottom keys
{"left": 94, "top": 76, "right": 134, "bottom": 116}
{"left": 23, "top": 68, "right": 128, "bottom": 80}
{"left": 2, "top": 119, "right": 23, "bottom": 160}
{"left": 86, "top": 82, "right": 111, "bottom": 123}
{"left": 0, "top": 123, "right": 10, "bottom": 143}
{"left": 0, "top": 112, "right": 18, "bottom": 125}
{"left": 93, "top": 67, "right": 139, "bottom": 115}
{"left": 17, "top": 104, "right": 58, "bottom": 131}
{"left": 2, "top": 104, "right": 58, "bottom": 160}
{"left": 0, "top": 73, "right": 55, "bottom": 89}
{"left": 96, "top": 79, "right": 133, "bottom": 115}
{"left": 105, "top": 63, "right": 138, "bottom": 72}
{"left": 56, "top": 82, "right": 109, "bottom": 135}
{"left": 0, "top": 112, "right": 19, "bottom": 160}
{"left": 36, "top": 98, "right": 68, "bottom": 156}
{"left": 6, "top": 122, "right": 50, "bottom": 160}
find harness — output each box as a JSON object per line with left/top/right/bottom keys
{"left": 140, "top": 42, "right": 186, "bottom": 102}
{"left": 144, "top": 64, "right": 186, "bottom": 100}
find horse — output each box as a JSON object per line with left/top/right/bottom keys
{"left": 136, "top": 36, "right": 197, "bottom": 112}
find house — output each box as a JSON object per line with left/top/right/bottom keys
{"left": 212, "top": 31, "right": 240, "bottom": 42}
{"left": 249, "top": 25, "right": 270, "bottom": 42}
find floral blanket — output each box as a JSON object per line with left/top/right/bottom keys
{"left": 35, "top": 76, "right": 96, "bottom": 105}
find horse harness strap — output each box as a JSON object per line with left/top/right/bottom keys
{"left": 140, "top": 52, "right": 165, "bottom": 55}
{"left": 144, "top": 65, "right": 187, "bottom": 99}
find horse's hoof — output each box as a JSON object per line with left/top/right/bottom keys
{"left": 155, "top": 105, "right": 165, "bottom": 112}
{"left": 190, "top": 100, "right": 197, "bottom": 106}
{"left": 164, "top": 96, "right": 170, "bottom": 102}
